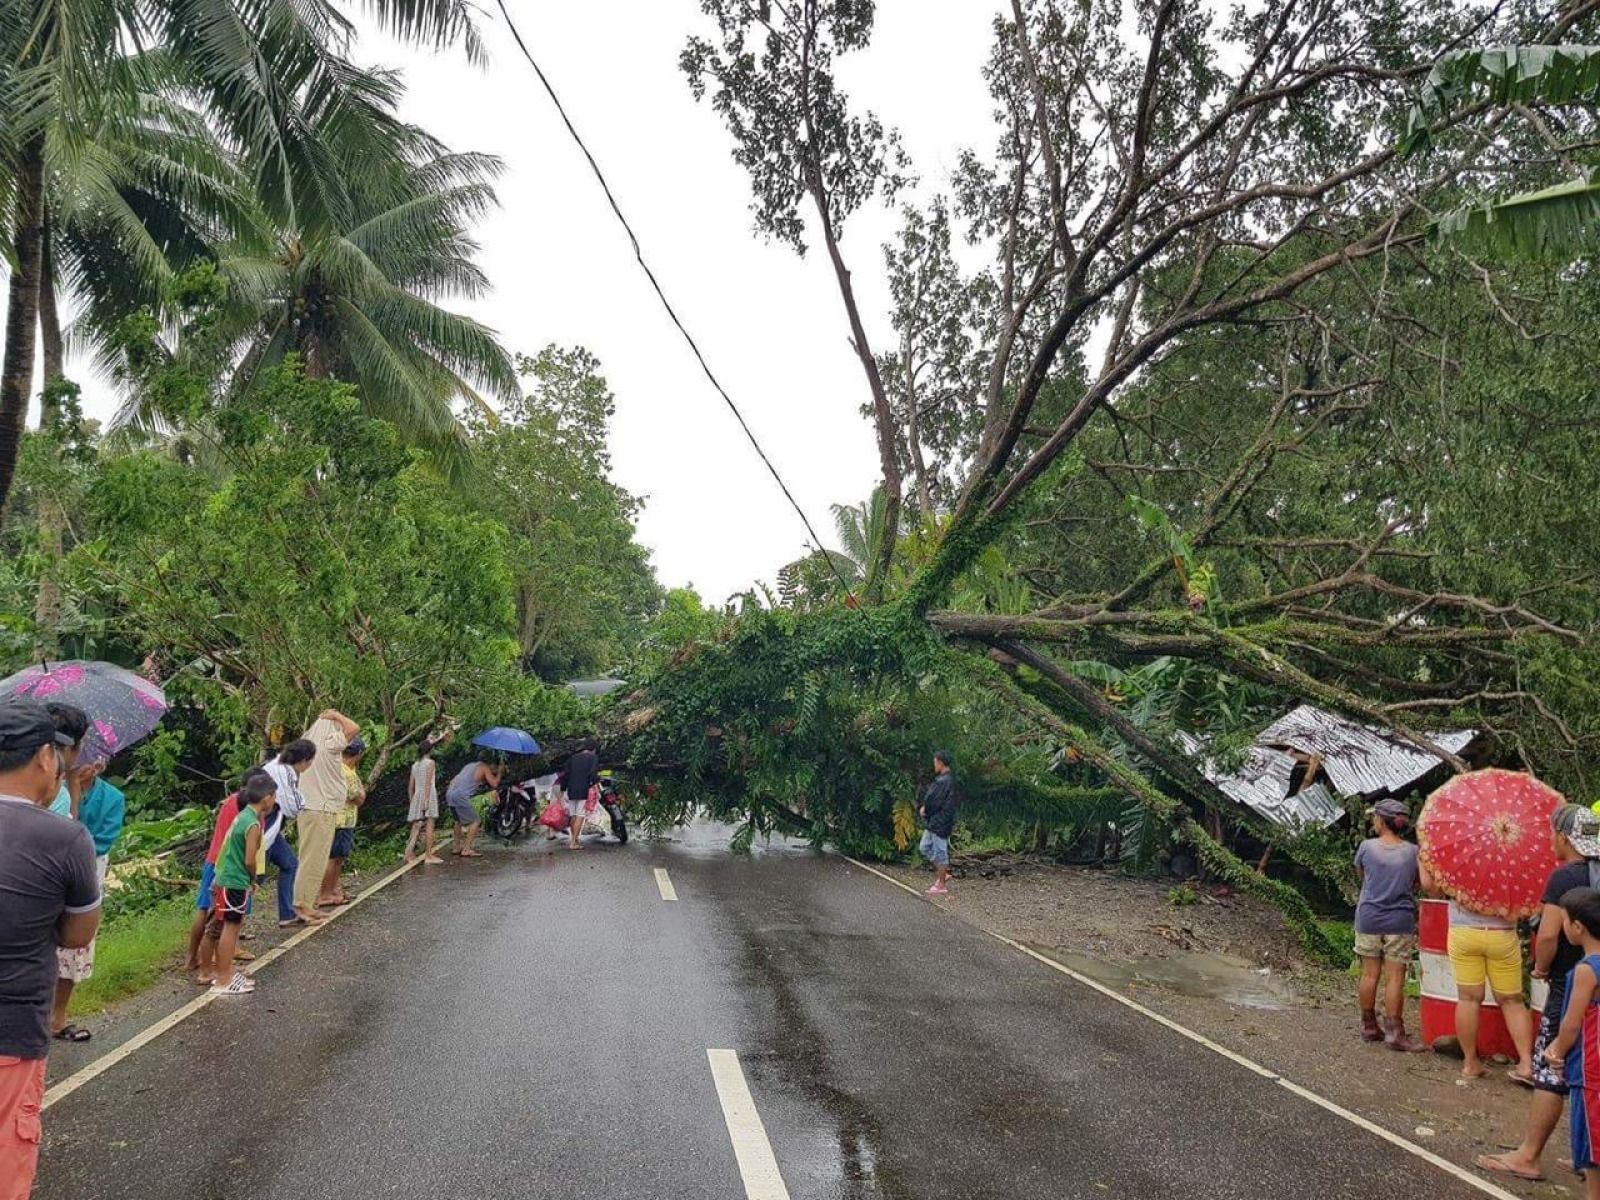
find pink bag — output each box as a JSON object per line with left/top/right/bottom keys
{"left": 537, "top": 798, "right": 569, "bottom": 831}
{"left": 585, "top": 784, "right": 600, "bottom": 815}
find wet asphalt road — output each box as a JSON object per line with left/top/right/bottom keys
{"left": 36, "top": 827, "right": 1490, "bottom": 1200}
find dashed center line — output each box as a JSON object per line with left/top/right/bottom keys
{"left": 654, "top": 867, "right": 678, "bottom": 901}
{"left": 706, "top": 1049, "right": 790, "bottom": 1200}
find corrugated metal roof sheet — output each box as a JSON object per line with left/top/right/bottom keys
{"left": 1177, "top": 705, "right": 1473, "bottom": 829}
{"left": 1257, "top": 704, "right": 1474, "bottom": 798}
{"left": 1178, "top": 734, "right": 1340, "bottom": 829}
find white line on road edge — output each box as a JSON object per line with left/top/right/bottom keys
{"left": 654, "top": 867, "right": 678, "bottom": 901}
{"left": 843, "top": 856, "right": 1520, "bottom": 1200}
{"left": 707, "top": 1048, "right": 791, "bottom": 1200}
{"left": 43, "top": 851, "right": 434, "bottom": 1111}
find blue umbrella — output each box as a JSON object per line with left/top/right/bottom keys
{"left": 471, "top": 727, "right": 542, "bottom": 755}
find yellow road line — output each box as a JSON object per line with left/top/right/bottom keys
{"left": 43, "top": 851, "right": 433, "bottom": 1111}
{"left": 654, "top": 867, "right": 678, "bottom": 901}
{"left": 706, "top": 1048, "right": 790, "bottom": 1200}
{"left": 842, "top": 855, "right": 1519, "bottom": 1200}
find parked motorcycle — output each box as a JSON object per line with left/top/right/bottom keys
{"left": 489, "top": 771, "right": 628, "bottom": 844}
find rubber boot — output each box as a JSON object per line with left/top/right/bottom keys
{"left": 1361, "top": 1008, "right": 1384, "bottom": 1042}
{"left": 1384, "top": 1015, "right": 1426, "bottom": 1053}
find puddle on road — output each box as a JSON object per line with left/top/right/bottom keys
{"left": 1033, "top": 945, "right": 1293, "bottom": 1010}
{"left": 648, "top": 819, "right": 813, "bottom": 860}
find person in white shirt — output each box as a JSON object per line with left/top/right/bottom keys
{"left": 262, "top": 739, "right": 320, "bottom": 927}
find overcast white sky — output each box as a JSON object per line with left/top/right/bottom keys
{"left": 81, "top": 2, "right": 1007, "bottom": 602}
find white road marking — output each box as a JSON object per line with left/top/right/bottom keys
{"left": 707, "top": 1048, "right": 791, "bottom": 1200}
{"left": 43, "top": 850, "right": 435, "bottom": 1111}
{"left": 843, "top": 856, "right": 1520, "bottom": 1200}
{"left": 654, "top": 867, "right": 678, "bottom": 901}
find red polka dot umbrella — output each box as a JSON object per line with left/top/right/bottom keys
{"left": 1417, "top": 769, "right": 1563, "bottom": 920}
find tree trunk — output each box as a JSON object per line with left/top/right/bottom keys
{"left": 0, "top": 134, "right": 46, "bottom": 519}
{"left": 34, "top": 210, "right": 66, "bottom": 656}
{"left": 901, "top": 331, "right": 934, "bottom": 517}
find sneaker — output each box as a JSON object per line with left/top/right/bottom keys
{"left": 926, "top": 883, "right": 949, "bottom": 895}
{"left": 208, "top": 973, "right": 255, "bottom": 997}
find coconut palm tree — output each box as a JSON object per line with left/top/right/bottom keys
{"left": 169, "top": 139, "right": 519, "bottom": 468}
{"left": 0, "top": 0, "right": 491, "bottom": 512}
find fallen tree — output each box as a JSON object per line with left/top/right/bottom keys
{"left": 591, "top": 1, "right": 1600, "bottom": 957}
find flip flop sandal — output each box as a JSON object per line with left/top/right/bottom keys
{"left": 1508, "top": 1071, "right": 1536, "bottom": 1089}
{"left": 1475, "top": 1154, "right": 1545, "bottom": 1182}
{"left": 52, "top": 1025, "right": 91, "bottom": 1042}
{"left": 278, "top": 917, "right": 308, "bottom": 928}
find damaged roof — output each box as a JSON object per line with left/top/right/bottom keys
{"left": 1179, "top": 705, "right": 1474, "bottom": 829}
{"left": 1258, "top": 705, "right": 1475, "bottom": 799}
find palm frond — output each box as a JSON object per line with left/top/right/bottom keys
{"left": 1403, "top": 44, "right": 1600, "bottom": 153}
{"left": 1435, "top": 172, "right": 1600, "bottom": 257}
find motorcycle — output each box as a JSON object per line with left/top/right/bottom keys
{"left": 489, "top": 771, "right": 628, "bottom": 844}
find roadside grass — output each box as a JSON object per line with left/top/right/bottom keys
{"left": 346, "top": 826, "right": 409, "bottom": 874}
{"left": 68, "top": 894, "right": 193, "bottom": 1017}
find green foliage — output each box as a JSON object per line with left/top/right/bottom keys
{"left": 74, "top": 354, "right": 588, "bottom": 789}
{"left": 467, "top": 346, "right": 660, "bottom": 679}
{"left": 115, "top": 806, "right": 213, "bottom": 860}
{"left": 1167, "top": 883, "right": 1198, "bottom": 907}
{"left": 1404, "top": 45, "right": 1600, "bottom": 256}
{"left": 67, "top": 895, "right": 196, "bottom": 1018}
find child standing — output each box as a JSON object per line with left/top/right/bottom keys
{"left": 1353, "top": 798, "right": 1424, "bottom": 1050}
{"left": 205, "top": 771, "right": 275, "bottom": 997}
{"left": 1546, "top": 886, "right": 1600, "bottom": 1199}
{"left": 404, "top": 737, "right": 444, "bottom": 865}
{"left": 188, "top": 785, "right": 243, "bottom": 985}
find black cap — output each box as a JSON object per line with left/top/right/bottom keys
{"left": 0, "top": 700, "right": 74, "bottom": 755}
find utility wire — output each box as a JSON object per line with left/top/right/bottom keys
{"left": 492, "top": 1, "right": 856, "bottom": 600}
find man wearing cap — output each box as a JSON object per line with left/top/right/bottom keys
{"left": 1353, "top": 798, "right": 1425, "bottom": 1050}
{"left": 0, "top": 701, "right": 101, "bottom": 1200}
{"left": 1479, "top": 803, "right": 1600, "bottom": 1183}
{"left": 319, "top": 735, "right": 367, "bottom": 907}
{"left": 291, "top": 708, "right": 359, "bottom": 917}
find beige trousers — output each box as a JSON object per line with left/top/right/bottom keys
{"left": 293, "top": 810, "right": 338, "bottom": 911}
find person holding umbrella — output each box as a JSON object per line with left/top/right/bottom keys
{"left": 49, "top": 758, "right": 125, "bottom": 1044}
{"left": 444, "top": 756, "right": 502, "bottom": 858}
{"left": 1419, "top": 769, "right": 1562, "bottom": 1085}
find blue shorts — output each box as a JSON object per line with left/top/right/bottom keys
{"left": 919, "top": 830, "right": 950, "bottom": 866}
{"left": 331, "top": 827, "right": 355, "bottom": 859}
{"left": 195, "top": 860, "right": 216, "bottom": 910}
{"left": 1574, "top": 1085, "right": 1600, "bottom": 1174}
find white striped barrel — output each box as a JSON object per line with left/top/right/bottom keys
{"left": 1418, "top": 898, "right": 1544, "bottom": 1054}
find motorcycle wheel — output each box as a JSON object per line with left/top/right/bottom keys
{"left": 605, "top": 802, "right": 628, "bottom": 844}
{"left": 492, "top": 802, "right": 523, "bottom": 840}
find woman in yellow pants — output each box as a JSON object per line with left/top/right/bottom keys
{"left": 1426, "top": 861, "right": 1535, "bottom": 1083}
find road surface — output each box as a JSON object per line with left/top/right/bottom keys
{"left": 36, "top": 826, "right": 1495, "bottom": 1199}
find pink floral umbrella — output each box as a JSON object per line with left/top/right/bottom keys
{"left": 1417, "top": 768, "right": 1563, "bottom": 920}
{"left": 0, "top": 660, "right": 167, "bottom": 763}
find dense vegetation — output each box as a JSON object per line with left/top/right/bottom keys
{"left": 5, "top": 0, "right": 1600, "bottom": 959}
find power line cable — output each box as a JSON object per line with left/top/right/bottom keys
{"left": 492, "top": 1, "right": 856, "bottom": 599}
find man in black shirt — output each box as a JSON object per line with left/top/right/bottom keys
{"left": 562, "top": 739, "right": 599, "bottom": 852}
{"left": 918, "top": 751, "right": 958, "bottom": 896}
{"left": 1479, "top": 803, "right": 1600, "bottom": 1183}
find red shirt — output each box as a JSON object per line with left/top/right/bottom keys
{"left": 205, "top": 793, "right": 241, "bottom": 865}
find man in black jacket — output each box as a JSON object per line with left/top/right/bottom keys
{"left": 919, "top": 751, "right": 958, "bottom": 896}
